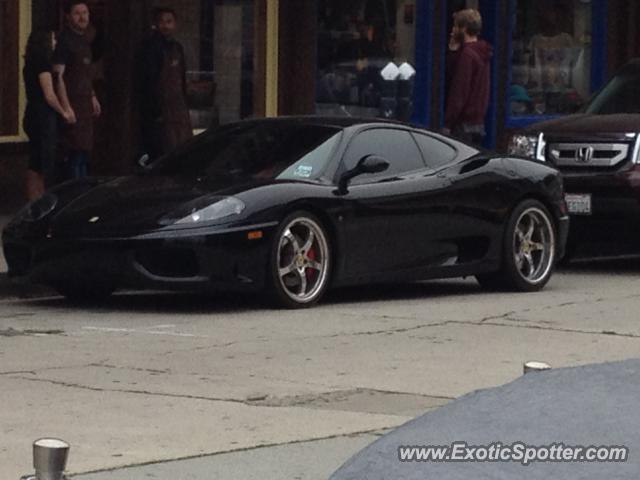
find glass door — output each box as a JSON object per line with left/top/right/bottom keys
{"left": 150, "top": 0, "right": 265, "bottom": 129}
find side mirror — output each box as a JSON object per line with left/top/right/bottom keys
{"left": 336, "top": 155, "right": 390, "bottom": 195}
{"left": 357, "top": 155, "right": 391, "bottom": 174}
{"left": 138, "top": 153, "right": 151, "bottom": 169}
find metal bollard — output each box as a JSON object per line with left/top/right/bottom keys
{"left": 523, "top": 361, "right": 552, "bottom": 374}
{"left": 20, "top": 438, "right": 70, "bottom": 480}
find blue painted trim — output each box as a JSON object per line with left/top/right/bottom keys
{"left": 411, "top": 0, "right": 432, "bottom": 126}
{"left": 478, "top": 0, "right": 498, "bottom": 149}
{"left": 506, "top": 115, "right": 561, "bottom": 130}
{"left": 505, "top": 0, "right": 609, "bottom": 130}
{"left": 438, "top": 1, "right": 448, "bottom": 128}
{"left": 504, "top": 0, "right": 516, "bottom": 128}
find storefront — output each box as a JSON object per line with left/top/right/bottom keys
{"left": 278, "top": 0, "right": 624, "bottom": 150}
{"left": 0, "top": 0, "right": 278, "bottom": 183}
{"left": 1, "top": 0, "right": 639, "bottom": 176}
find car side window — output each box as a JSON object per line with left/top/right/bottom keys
{"left": 411, "top": 133, "right": 458, "bottom": 169}
{"left": 342, "top": 129, "right": 426, "bottom": 183}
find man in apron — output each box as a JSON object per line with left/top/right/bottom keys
{"left": 53, "top": 1, "right": 101, "bottom": 179}
{"left": 138, "top": 7, "right": 192, "bottom": 160}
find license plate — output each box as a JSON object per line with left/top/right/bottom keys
{"left": 565, "top": 193, "right": 592, "bottom": 215}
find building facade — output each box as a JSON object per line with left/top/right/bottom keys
{"left": 1, "top": 0, "right": 640, "bottom": 207}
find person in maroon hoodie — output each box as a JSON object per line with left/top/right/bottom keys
{"left": 444, "top": 9, "right": 493, "bottom": 146}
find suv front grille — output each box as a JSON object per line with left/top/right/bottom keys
{"left": 546, "top": 142, "right": 630, "bottom": 168}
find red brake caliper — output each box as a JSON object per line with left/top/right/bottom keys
{"left": 306, "top": 245, "right": 318, "bottom": 282}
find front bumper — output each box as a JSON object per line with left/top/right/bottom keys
{"left": 563, "top": 166, "right": 640, "bottom": 244}
{"left": 556, "top": 215, "right": 570, "bottom": 261}
{"left": 2, "top": 223, "right": 278, "bottom": 293}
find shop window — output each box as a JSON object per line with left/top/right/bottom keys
{"left": 510, "top": 0, "right": 592, "bottom": 118}
{"left": 316, "top": 0, "right": 417, "bottom": 121}
{"left": 150, "top": 0, "right": 260, "bottom": 129}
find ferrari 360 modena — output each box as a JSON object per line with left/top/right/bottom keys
{"left": 2, "top": 117, "right": 569, "bottom": 308}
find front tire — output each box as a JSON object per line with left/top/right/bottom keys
{"left": 268, "top": 212, "right": 332, "bottom": 308}
{"left": 477, "top": 199, "right": 556, "bottom": 292}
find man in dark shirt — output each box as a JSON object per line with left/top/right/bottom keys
{"left": 53, "top": 0, "right": 101, "bottom": 179}
{"left": 23, "top": 30, "right": 74, "bottom": 199}
{"left": 138, "top": 7, "right": 192, "bottom": 160}
{"left": 444, "top": 8, "right": 493, "bottom": 146}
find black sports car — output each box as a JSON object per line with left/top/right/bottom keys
{"left": 2, "top": 117, "right": 569, "bottom": 308}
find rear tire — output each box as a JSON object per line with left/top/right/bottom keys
{"left": 477, "top": 199, "right": 556, "bottom": 292}
{"left": 267, "top": 211, "right": 332, "bottom": 308}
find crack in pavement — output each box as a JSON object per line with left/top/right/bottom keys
{"left": 60, "top": 360, "right": 354, "bottom": 392}
{"left": 155, "top": 311, "right": 639, "bottom": 356}
{"left": 326, "top": 294, "right": 640, "bottom": 339}
{"left": 6, "top": 375, "right": 428, "bottom": 415}
{"left": 353, "top": 388, "right": 454, "bottom": 401}
{"left": 326, "top": 322, "right": 453, "bottom": 338}
{"left": 0, "top": 362, "right": 112, "bottom": 376}
{"left": 475, "top": 319, "right": 640, "bottom": 339}
{"left": 88, "top": 363, "right": 171, "bottom": 374}
{"left": 72, "top": 427, "right": 393, "bottom": 477}
{"left": 7, "top": 374, "right": 280, "bottom": 406}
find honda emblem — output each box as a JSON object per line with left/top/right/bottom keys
{"left": 575, "top": 146, "right": 595, "bottom": 163}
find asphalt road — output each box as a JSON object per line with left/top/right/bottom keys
{"left": 1, "top": 260, "right": 640, "bottom": 479}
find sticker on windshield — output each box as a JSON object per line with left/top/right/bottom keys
{"left": 294, "top": 165, "right": 313, "bottom": 178}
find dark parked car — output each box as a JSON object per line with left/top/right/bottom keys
{"left": 3, "top": 117, "right": 568, "bottom": 308}
{"left": 509, "top": 59, "right": 640, "bottom": 256}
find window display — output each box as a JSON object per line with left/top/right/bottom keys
{"left": 316, "top": 0, "right": 417, "bottom": 121}
{"left": 150, "top": 0, "right": 258, "bottom": 129}
{"left": 510, "top": 0, "right": 592, "bottom": 117}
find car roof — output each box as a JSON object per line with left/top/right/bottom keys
{"left": 618, "top": 58, "right": 640, "bottom": 73}
{"left": 203, "top": 116, "right": 480, "bottom": 157}
{"left": 212, "top": 115, "right": 410, "bottom": 131}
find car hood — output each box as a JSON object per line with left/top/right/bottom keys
{"left": 50, "top": 175, "right": 282, "bottom": 236}
{"left": 523, "top": 113, "right": 640, "bottom": 136}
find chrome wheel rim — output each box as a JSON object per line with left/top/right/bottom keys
{"left": 513, "top": 207, "right": 555, "bottom": 284}
{"left": 277, "top": 217, "right": 330, "bottom": 304}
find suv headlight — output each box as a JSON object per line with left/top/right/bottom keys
{"left": 161, "top": 196, "right": 246, "bottom": 226}
{"left": 508, "top": 134, "right": 539, "bottom": 159}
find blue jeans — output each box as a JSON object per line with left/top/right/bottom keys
{"left": 67, "top": 150, "right": 90, "bottom": 179}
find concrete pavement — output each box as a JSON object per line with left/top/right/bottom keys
{"left": 1, "top": 262, "right": 640, "bottom": 479}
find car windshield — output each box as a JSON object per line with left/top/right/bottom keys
{"left": 585, "top": 69, "right": 640, "bottom": 114}
{"left": 149, "top": 122, "right": 342, "bottom": 182}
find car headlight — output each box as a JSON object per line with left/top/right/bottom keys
{"left": 14, "top": 193, "right": 58, "bottom": 223}
{"left": 508, "top": 134, "right": 539, "bottom": 159}
{"left": 162, "top": 197, "right": 246, "bottom": 226}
